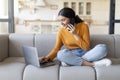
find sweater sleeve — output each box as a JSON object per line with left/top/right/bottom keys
{"left": 75, "top": 23, "right": 90, "bottom": 51}
{"left": 46, "top": 29, "right": 63, "bottom": 60}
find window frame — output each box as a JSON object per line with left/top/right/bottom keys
{"left": 109, "top": 0, "right": 120, "bottom": 34}
{"left": 0, "top": 0, "right": 14, "bottom": 33}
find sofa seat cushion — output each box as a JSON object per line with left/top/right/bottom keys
{"left": 95, "top": 58, "right": 120, "bottom": 80}
{"left": 0, "top": 57, "right": 26, "bottom": 80}
{"left": 60, "top": 66, "right": 95, "bottom": 80}
{"left": 23, "top": 64, "right": 59, "bottom": 80}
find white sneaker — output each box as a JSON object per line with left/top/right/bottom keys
{"left": 61, "top": 62, "right": 68, "bottom": 67}
{"left": 93, "top": 58, "right": 112, "bottom": 67}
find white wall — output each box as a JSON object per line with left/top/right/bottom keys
{"left": 92, "top": 0, "right": 110, "bottom": 25}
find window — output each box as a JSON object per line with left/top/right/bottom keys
{"left": 0, "top": 0, "right": 8, "bottom": 33}
{"left": 86, "top": 2, "right": 91, "bottom": 15}
{"left": 79, "top": 2, "right": 91, "bottom": 16}
{"left": 0, "top": 0, "right": 14, "bottom": 33}
{"left": 71, "top": 2, "right": 76, "bottom": 12}
{"left": 64, "top": 2, "right": 68, "bottom": 7}
{"left": 109, "top": 0, "right": 120, "bottom": 34}
{"left": 115, "top": 24, "right": 120, "bottom": 34}
{"left": 0, "top": 22, "right": 8, "bottom": 33}
{"left": 79, "top": 2, "right": 84, "bottom": 15}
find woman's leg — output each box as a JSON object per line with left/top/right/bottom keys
{"left": 82, "top": 44, "right": 107, "bottom": 61}
{"left": 57, "top": 49, "right": 84, "bottom": 66}
{"left": 82, "top": 44, "right": 112, "bottom": 66}
{"left": 57, "top": 44, "right": 111, "bottom": 66}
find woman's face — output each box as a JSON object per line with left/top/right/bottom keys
{"left": 58, "top": 15, "right": 70, "bottom": 28}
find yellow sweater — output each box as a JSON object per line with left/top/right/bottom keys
{"left": 47, "top": 22, "right": 90, "bottom": 60}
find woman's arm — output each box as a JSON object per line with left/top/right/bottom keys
{"left": 46, "top": 29, "right": 63, "bottom": 60}
{"left": 40, "top": 30, "right": 63, "bottom": 63}
{"left": 67, "top": 23, "right": 90, "bottom": 51}
{"left": 75, "top": 23, "right": 90, "bottom": 51}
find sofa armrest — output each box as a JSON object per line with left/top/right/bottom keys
{"left": 0, "top": 34, "right": 9, "bottom": 61}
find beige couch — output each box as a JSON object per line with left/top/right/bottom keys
{"left": 0, "top": 34, "right": 120, "bottom": 80}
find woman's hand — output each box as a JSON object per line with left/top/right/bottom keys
{"left": 67, "top": 24, "right": 80, "bottom": 40}
{"left": 39, "top": 57, "right": 51, "bottom": 64}
{"left": 67, "top": 24, "right": 75, "bottom": 34}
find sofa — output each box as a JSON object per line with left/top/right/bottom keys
{"left": 0, "top": 33, "right": 120, "bottom": 80}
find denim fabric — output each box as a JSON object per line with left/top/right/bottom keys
{"left": 57, "top": 44, "right": 107, "bottom": 66}
{"left": 57, "top": 49, "right": 84, "bottom": 66}
{"left": 82, "top": 44, "right": 107, "bottom": 61}
{"left": 70, "top": 48, "right": 86, "bottom": 57}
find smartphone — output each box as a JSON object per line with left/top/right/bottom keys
{"left": 67, "top": 18, "right": 75, "bottom": 31}
{"left": 69, "top": 18, "right": 75, "bottom": 25}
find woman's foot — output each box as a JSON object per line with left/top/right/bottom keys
{"left": 93, "top": 58, "right": 112, "bottom": 67}
{"left": 61, "top": 58, "right": 112, "bottom": 67}
{"left": 82, "top": 60, "right": 94, "bottom": 66}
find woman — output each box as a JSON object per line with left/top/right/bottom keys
{"left": 40, "top": 7, "right": 111, "bottom": 67}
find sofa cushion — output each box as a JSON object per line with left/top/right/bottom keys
{"left": 90, "top": 35, "right": 115, "bottom": 58}
{"left": 114, "top": 35, "right": 120, "bottom": 58}
{"left": 23, "top": 64, "right": 59, "bottom": 80}
{"left": 0, "top": 57, "right": 26, "bottom": 80}
{"left": 0, "top": 34, "right": 9, "bottom": 61}
{"left": 9, "top": 34, "right": 34, "bottom": 57}
{"left": 35, "top": 34, "right": 57, "bottom": 57}
{"left": 95, "top": 64, "right": 120, "bottom": 80}
{"left": 60, "top": 66, "right": 95, "bottom": 80}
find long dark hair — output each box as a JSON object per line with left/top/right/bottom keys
{"left": 58, "top": 7, "right": 83, "bottom": 23}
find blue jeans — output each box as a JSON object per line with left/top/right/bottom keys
{"left": 57, "top": 44, "right": 107, "bottom": 66}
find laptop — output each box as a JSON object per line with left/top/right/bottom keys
{"left": 22, "top": 45, "right": 56, "bottom": 68}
